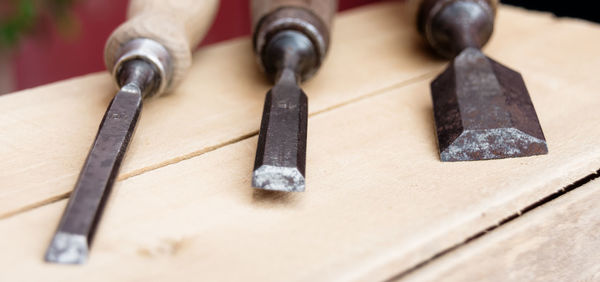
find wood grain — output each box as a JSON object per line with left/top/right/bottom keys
{"left": 0, "top": 4, "right": 600, "bottom": 281}
{"left": 402, "top": 178, "right": 600, "bottom": 282}
{"left": 0, "top": 3, "right": 559, "bottom": 219}
{"left": 104, "top": 0, "right": 219, "bottom": 92}
{"left": 2, "top": 2, "right": 452, "bottom": 218}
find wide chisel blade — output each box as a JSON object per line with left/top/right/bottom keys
{"left": 45, "top": 85, "right": 142, "bottom": 264}
{"left": 253, "top": 69, "right": 308, "bottom": 192}
{"left": 416, "top": 0, "right": 548, "bottom": 162}
{"left": 431, "top": 48, "right": 548, "bottom": 161}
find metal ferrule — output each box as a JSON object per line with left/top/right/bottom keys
{"left": 260, "top": 16, "right": 326, "bottom": 60}
{"left": 254, "top": 7, "right": 330, "bottom": 82}
{"left": 112, "top": 38, "right": 172, "bottom": 96}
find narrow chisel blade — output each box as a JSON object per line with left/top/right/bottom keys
{"left": 252, "top": 69, "right": 308, "bottom": 192}
{"left": 45, "top": 85, "right": 142, "bottom": 264}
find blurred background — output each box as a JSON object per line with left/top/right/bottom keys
{"left": 0, "top": 0, "right": 597, "bottom": 95}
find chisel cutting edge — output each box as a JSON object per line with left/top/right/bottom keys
{"left": 251, "top": 0, "right": 338, "bottom": 192}
{"left": 414, "top": 0, "right": 548, "bottom": 161}
{"left": 45, "top": 0, "right": 218, "bottom": 264}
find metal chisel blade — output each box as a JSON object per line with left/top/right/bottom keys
{"left": 252, "top": 69, "right": 308, "bottom": 192}
{"left": 45, "top": 85, "right": 142, "bottom": 264}
{"left": 431, "top": 48, "right": 548, "bottom": 161}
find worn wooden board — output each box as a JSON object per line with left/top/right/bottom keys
{"left": 1, "top": 2, "right": 448, "bottom": 218}
{"left": 1, "top": 2, "right": 600, "bottom": 281}
{"left": 0, "top": 2, "right": 559, "bottom": 219}
{"left": 403, "top": 178, "right": 600, "bottom": 282}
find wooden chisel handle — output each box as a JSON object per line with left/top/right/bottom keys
{"left": 414, "top": 0, "right": 498, "bottom": 58}
{"left": 252, "top": 0, "right": 338, "bottom": 81}
{"left": 104, "top": 0, "right": 219, "bottom": 95}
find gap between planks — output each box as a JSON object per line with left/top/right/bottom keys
{"left": 384, "top": 168, "right": 600, "bottom": 281}
{"left": 0, "top": 70, "right": 438, "bottom": 220}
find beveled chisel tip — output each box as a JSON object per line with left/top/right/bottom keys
{"left": 431, "top": 48, "right": 547, "bottom": 161}
{"left": 45, "top": 232, "right": 89, "bottom": 264}
{"left": 439, "top": 128, "right": 548, "bottom": 161}
{"left": 253, "top": 165, "right": 305, "bottom": 192}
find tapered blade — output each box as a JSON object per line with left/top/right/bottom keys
{"left": 431, "top": 48, "right": 548, "bottom": 161}
{"left": 45, "top": 85, "right": 142, "bottom": 264}
{"left": 252, "top": 73, "right": 308, "bottom": 192}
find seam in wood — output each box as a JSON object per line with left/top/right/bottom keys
{"left": 0, "top": 193, "right": 71, "bottom": 220}
{"left": 0, "top": 132, "right": 257, "bottom": 220}
{"left": 0, "top": 71, "right": 438, "bottom": 220}
{"left": 118, "top": 70, "right": 438, "bottom": 184}
{"left": 384, "top": 169, "right": 600, "bottom": 282}
{"left": 309, "top": 71, "right": 438, "bottom": 118}
{"left": 116, "top": 130, "right": 259, "bottom": 182}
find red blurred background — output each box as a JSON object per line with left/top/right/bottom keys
{"left": 1, "top": 0, "right": 388, "bottom": 94}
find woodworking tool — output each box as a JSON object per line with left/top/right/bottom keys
{"left": 45, "top": 0, "right": 218, "bottom": 264}
{"left": 416, "top": 0, "right": 548, "bottom": 161}
{"left": 251, "top": 0, "right": 337, "bottom": 192}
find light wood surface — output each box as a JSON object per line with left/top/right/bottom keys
{"left": 1, "top": 2, "right": 599, "bottom": 281}
{"left": 104, "top": 0, "right": 219, "bottom": 92}
{"left": 1, "top": 2, "right": 446, "bottom": 218}
{"left": 403, "top": 178, "right": 600, "bottom": 282}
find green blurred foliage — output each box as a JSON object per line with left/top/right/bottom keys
{"left": 0, "top": 0, "right": 80, "bottom": 49}
{"left": 0, "top": 0, "right": 35, "bottom": 48}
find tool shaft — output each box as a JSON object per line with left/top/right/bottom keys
{"left": 47, "top": 0, "right": 219, "bottom": 264}
{"left": 45, "top": 89, "right": 142, "bottom": 264}
{"left": 54, "top": 88, "right": 142, "bottom": 238}
{"left": 252, "top": 31, "right": 312, "bottom": 192}
{"left": 251, "top": 0, "right": 337, "bottom": 191}
{"left": 45, "top": 60, "right": 157, "bottom": 264}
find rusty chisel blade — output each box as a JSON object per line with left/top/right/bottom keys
{"left": 416, "top": 0, "right": 548, "bottom": 162}
{"left": 43, "top": 59, "right": 159, "bottom": 264}
{"left": 251, "top": 29, "right": 317, "bottom": 192}
{"left": 431, "top": 48, "right": 548, "bottom": 161}
{"left": 252, "top": 68, "right": 308, "bottom": 192}
{"left": 45, "top": 86, "right": 142, "bottom": 264}
{"left": 251, "top": 0, "right": 334, "bottom": 192}
{"left": 45, "top": 0, "right": 218, "bottom": 262}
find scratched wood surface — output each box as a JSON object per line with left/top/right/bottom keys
{"left": 1, "top": 2, "right": 600, "bottom": 281}
{"left": 402, "top": 178, "right": 600, "bottom": 282}
{"left": 1, "top": 1, "right": 444, "bottom": 218}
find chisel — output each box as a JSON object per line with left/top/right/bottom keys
{"left": 415, "top": 0, "right": 548, "bottom": 161}
{"left": 45, "top": 0, "right": 218, "bottom": 264}
{"left": 251, "top": 0, "right": 338, "bottom": 192}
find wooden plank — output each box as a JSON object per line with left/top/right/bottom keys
{"left": 0, "top": 2, "right": 556, "bottom": 218}
{"left": 1, "top": 5, "right": 600, "bottom": 280}
{"left": 402, "top": 178, "right": 600, "bottom": 282}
